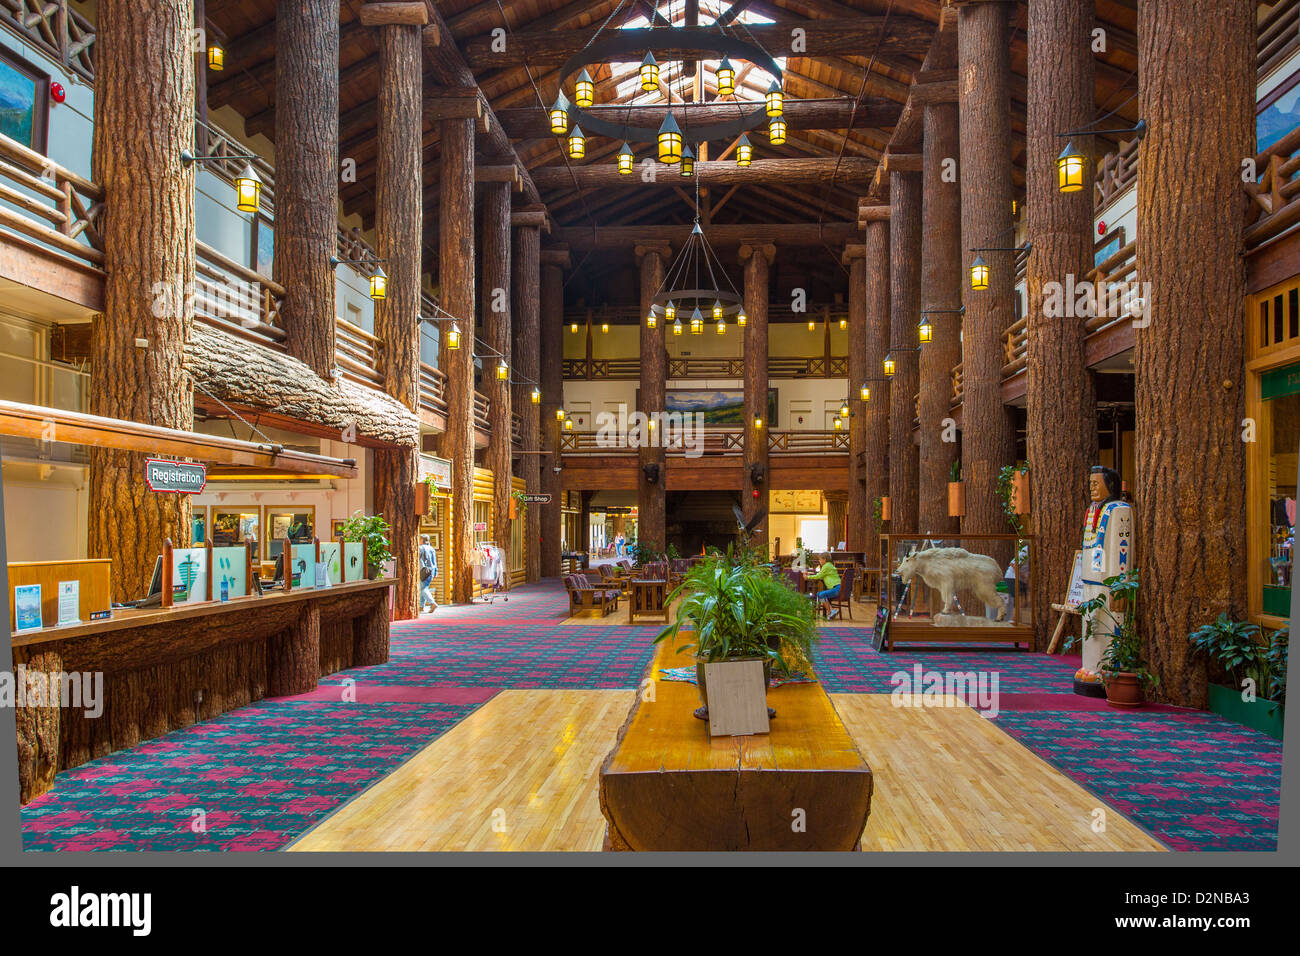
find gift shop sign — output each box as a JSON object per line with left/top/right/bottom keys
{"left": 145, "top": 458, "right": 207, "bottom": 494}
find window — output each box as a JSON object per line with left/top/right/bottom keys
{"left": 252, "top": 215, "right": 274, "bottom": 278}
{"left": 0, "top": 46, "right": 49, "bottom": 152}
{"left": 1258, "top": 70, "right": 1300, "bottom": 153}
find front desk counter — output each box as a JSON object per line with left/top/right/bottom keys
{"left": 11, "top": 578, "right": 393, "bottom": 804}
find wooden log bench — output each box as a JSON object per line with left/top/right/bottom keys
{"left": 11, "top": 579, "right": 392, "bottom": 804}
{"left": 598, "top": 633, "right": 873, "bottom": 850}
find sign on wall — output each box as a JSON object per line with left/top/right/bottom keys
{"left": 420, "top": 454, "right": 453, "bottom": 490}
{"left": 145, "top": 458, "right": 207, "bottom": 494}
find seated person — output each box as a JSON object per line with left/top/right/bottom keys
{"left": 808, "top": 553, "right": 842, "bottom": 617}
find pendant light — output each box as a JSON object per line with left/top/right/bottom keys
{"left": 496, "top": 360, "right": 509, "bottom": 380}
{"left": 765, "top": 80, "right": 784, "bottom": 117}
{"left": 839, "top": 317, "right": 848, "bottom": 330}
{"left": 574, "top": 69, "right": 595, "bottom": 109}
{"left": 640, "top": 52, "right": 659, "bottom": 92}
{"left": 567, "top": 126, "right": 586, "bottom": 159}
{"left": 716, "top": 57, "right": 735, "bottom": 97}
{"left": 672, "top": 317, "right": 684, "bottom": 335}
{"left": 665, "top": 301, "right": 676, "bottom": 323}
{"left": 769, "top": 116, "right": 786, "bottom": 145}
{"left": 917, "top": 317, "right": 933, "bottom": 344}
{"left": 658, "top": 113, "right": 683, "bottom": 164}
{"left": 368, "top": 265, "right": 387, "bottom": 301}
{"left": 556, "top": 408, "right": 566, "bottom": 421}
{"left": 689, "top": 307, "right": 704, "bottom": 335}
{"left": 447, "top": 324, "right": 462, "bottom": 350}
{"left": 716, "top": 317, "right": 727, "bottom": 334}
{"left": 617, "top": 142, "right": 635, "bottom": 175}
{"left": 570, "top": 321, "right": 579, "bottom": 334}
{"left": 680, "top": 145, "right": 695, "bottom": 177}
{"left": 208, "top": 44, "right": 225, "bottom": 71}
{"left": 531, "top": 387, "right": 541, "bottom": 405}
{"left": 233, "top": 164, "right": 263, "bottom": 214}
{"left": 1056, "top": 142, "right": 1085, "bottom": 193}
{"left": 840, "top": 402, "right": 850, "bottom": 418}
{"left": 601, "top": 321, "right": 610, "bottom": 333}
{"left": 969, "top": 256, "right": 989, "bottom": 291}
{"left": 882, "top": 353, "right": 896, "bottom": 377}
{"left": 735, "top": 133, "right": 752, "bottom": 167}
{"left": 859, "top": 384, "right": 870, "bottom": 402}
{"left": 549, "top": 97, "right": 569, "bottom": 135}
{"left": 737, "top": 309, "right": 747, "bottom": 327}
{"left": 646, "top": 310, "right": 657, "bottom": 329}
{"left": 712, "top": 300, "right": 724, "bottom": 321}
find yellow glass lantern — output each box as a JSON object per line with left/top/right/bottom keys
{"left": 716, "top": 318, "right": 726, "bottom": 334}
{"left": 447, "top": 324, "right": 462, "bottom": 350}
{"left": 658, "top": 114, "right": 682, "bottom": 164}
{"left": 917, "top": 317, "right": 933, "bottom": 344}
{"left": 735, "top": 133, "right": 752, "bottom": 167}
{"left": 549, "top": 96, "right": 569, "bottom": 135}
{"left": 753, "top": 415, "right": 764, "bottom": 429}
{"left": 716, "top": 57, "right": 735, "bottom": 97}
{"left": 208, "top": 44, "right": 225, "bottom": 71}
{"left": 712, "top": 300, "right": 723, "bottom": 321}
{"left": 646, "top": 311, "right": 657, "bottom": 329}
{"left": 672, "top": 317, "right": 684, "bottom": 336}
{"left": 689, "top": 308, "right": 704, "bottom": 335}
{"left": 765, "top": 80, "right": 784, "bottom": 118}
{"left": 570, "top": 321, "right": 579, "bottom": 334}
{"left": 601, "top": 322, "right": 610, "bottom": 333}
{"left": 574, "top": 69, "right": 595, "bottom": 109}
{"left": 640, "top": 52, "right": 659, "bottom": 92}
{"left": 1057, "top": 142, "right": 1085, "bottom": 193}
{"left": 665, "top": 301, "right": 676, "bottom": 323}
{"left": 768, "top": 116, "right": 786, "bottom": 146}
{"left": 840, "top": 402, "right": 850, "bottom": 418}
{"left": 833, "top": 416, "right": 843, "bottom": 430}
{"left": 839, "top": 317, "right": 848, "bottom": 330}
{"left": 617, "top": 143, "right": 634, "bottom": 175}
{"left": 883, "top": 353, "right": 896, "bottom": 377}
{"left": 531, "top": 387, "right": 541, "bottom": 405}
{"left": 564, "top": 416, "right": 574, "bottom": 431}
{"left": 859, "top": 383, "right": 870, "bottom": 402}
{"left": 234, "top": 163, "right": 262, "bottom": 214}
{"left": 737, "top": 309, "right": 747, "bottom": 327}
{"left": 567, "top": 126, "right": 586, "bottom": 160}
{"left": 556, "top": 407, "right": 566, "bottom": 421}
{"left": 368, "top": 266, "right": 387, "bottom": 301}
{"left": 496, "top": 360, "right": 508, "bottom": 380}
{"left": 808, "top": 319, "right": 816, "bottom": 331}
{"left": 679, "top": 145, "right": 695, "bottom": 177}
{"left": 970, "top": 256, "right": 989, "bottom": 291}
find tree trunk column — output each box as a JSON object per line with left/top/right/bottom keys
{"left": 89, "top": 0, "right": 195, "bottom": 603}
{"left": 539, "top": 247, "right": 570, "bottom": 577}
{"left": 1026, "top": 0, "right": 1099, "bottom": 648}
{"left": 273, "top": 0, "right": 338, "bottom": 379}
{"left": 862, "top": 219, "right": 891, "bottom": 569}
{"left": 439, "top": 115, "right": 477, "bottom": 603}
{"left": 512, "top": 223, "right": 543, "bottom": 582}
{"left": 958, "top": 1, "right": 1018, "bottom": 536}
{"left": 919, "top": 98, "right": 963, "bottom": 535}
{"left": 843, "top": 243, "right": 868, "bottom": 551}
{"left": 483, "top": 181, "right": 513, "bottom": 587}
{"left": 740, "top": 243, "right": 775, "bottom": 547}
{"left": 636, "top": 243, "right": 671, "bottom": 556}
{"left": 888, "top": 170, "right": 922, "bottom": 533}
{"left": 370, "top": 10, "right": 424, "bottom": 619}
{"left": 1136, "top": 0, "right": 1251, "bottom": 706}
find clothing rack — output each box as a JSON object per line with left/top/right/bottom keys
{"left": 472, "top": 541, "right": 508, "bottom": 603}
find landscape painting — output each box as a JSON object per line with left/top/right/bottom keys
{"left": 0, "top": 51, "right": 46, "bottom": 150}
{"left": 663, "top": 388, "right": 778, "bottom": 427}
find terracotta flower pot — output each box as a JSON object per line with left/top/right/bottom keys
{"left": 1103, "top": 671, "right": 1143, "bottom": 709}
{"left": 947, "top": 481, "right": 966, "bottom": 517}
{"left": 880, "top": 496, "right": 891, "bottom": 522}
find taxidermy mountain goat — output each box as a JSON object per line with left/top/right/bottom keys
{"left": 895, "top": 547, "right": 1005, "bottom": 620}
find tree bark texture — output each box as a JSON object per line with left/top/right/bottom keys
{"left": 918, "top": 101, "right": 963, "bottom": 536}
{"left": 512, "top": 224, "right": 543, "bottom": 581}
{"left": 539, "top": 256, "right": 567, "bottom": 576}
{"left": 373, "top": 20, "right": 424, "bottom": 618}
{"left": 637, "top": 244, "right": 669, "bottom": 554}
{"left": 1136, "top": 0, "right": 1252, "bottom": 707}
{"left": 89, "top": 0, "right": 196, "bottom": 603}
{"left": 1026, "top": 0, "right": 1100, "bottom": 649}
{"left": 742, "top": 244, "right": 775, "bottom": 547}
{"left": 273, "top": 0, "right": 339, "bottom": 380}
{"left": 863, "top": 220, "right": 890, "bottom": 568}
{"left": 439, "top": 116, "right": 477, "bottom": 603}
{"left": 483, "top": 181, "right": 513, "bottom": 586}
{"left": 958, "top": 2, "right": 1018, "bottom": 537}
{"left": 845, "top": 246, "right": 868, "bottom": 551}
{"left": 888, "top": 170, "right": 922, "bottom": 533}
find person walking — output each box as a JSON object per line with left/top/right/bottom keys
{"left": 419, "top": 534, "right": 438, "bottom": 613}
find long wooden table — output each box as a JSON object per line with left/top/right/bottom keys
{"left": 599, "top": 634, "right": 873, "bottom": 850}
{"left": 11, "top": 578, "right": 392, "bottom": 804}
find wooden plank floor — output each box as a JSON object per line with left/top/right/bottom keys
{"left": 832, "top": 695, "right": 1166, "bottom": 852}
{"left": 290, "top": 689, "right": 1165, "bottom": 852}
{"left": 289, "top": 690, "right": 633, "bottom": 852}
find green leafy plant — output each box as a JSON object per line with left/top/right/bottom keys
{"left": 1188, "top": 614, "right": 1286, "bottom": 705}
{"left": 510, "top": 489, "right": 529, "bottom": 516}
{"left": 871, "top": 496, "right": 884, "bottom": 533}
{"left": 996, "top": 462, "right": 1029, "bottom": 538}
{"left": 949, "top": 459, "right": 962, "bottom": 483}
{"left": 666, "top": 543, "right": 681, "bottom": 561}
{"left": 655, "top": 546, "right": 819, "bottom": 677}
{"left": 1074, "top": 568, "right": 1158, "bottom": 688}
{"left": 633, "top": 538, "right": 660, "bottom": 565}
{"left": 340, "top": 511, "right": 394, "bottom": 575}
{"left": 1266, "top": 626, "right": 1288, "bottom": 706}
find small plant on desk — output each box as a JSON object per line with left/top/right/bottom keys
{"left": 340, "top": 511, "right": 394, "bottom": 579}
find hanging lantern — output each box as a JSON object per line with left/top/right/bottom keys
{"left": 765, "top": 80, "right": 784, "bottom": 117}
{"left": 859, "top": 383, "right": 870, "bottom": 402}
{"left": 233, "top": 163, "right": 262, "bottom": 214}
{"left": 808, "top": 319, "right": 816, "bottom": 331}
{"left": 917, "top": 317, "right": 934, "bottom": 344}
{"left": 716, "top": 317, "right": 727, "bottom": 334}
{"left": 672, "top": 317, "right": 684, "bottom": 336}
{"left": 882, "top": 353, "right": 896, "bottom": 377}
{"left": 680, "top": 145, "right": 695, "bottom": 177}
{"left": 839, "top": 317, "right": 848, "bottom": 331}
{"left": 496, "top": 360, "right": 509, "bottom": 381}
{"left": 840, "top": 402, "right": 850, "bottom": 418}
{"left": 549, "top": 95, "right": 569, "bottom": 135}
{"left": 368, "top": 265, "right": 387, "bottom": 300}
{"left": 737, "top": 309, "right": 748, "bottom": 327}
{"left": 833, "top": 416, "right": 843, "bottom": 430}
{"left": 716, "top": 56, "right": 735, "bottom": 97}
{"left": 207, "top": 44, "right": 225, "bottom": 71}
{"left": 617, "top": 142, "right": 634, "bottom": 175}
{"left": 556, "top": 407, "right": 566, "bottom": 421}
{"left": 570, "top": 321, "right": 579, "bottom": 334}
{"left": 564, "top": 416, "right": 574, "bottom": 431}
{"left": 735, "top": 133, "right": 752, "bottom": 167}
{"left": 447, "top": 324, "right": 462, "bottom": 350}
{"left": 689, "top": 308, "right": 704, "bottom": 335}
{"left": 646, "top": 310, "right": 657, "bottom": 329}
{"left": 657, "top": 113, "right": 682, "bottom": 164}
{"left": 753, "top": 415, "right": 764, "bottom": 429}
{"left": 969, "top": 255, "right": 990, "bottom": 291}
{"left": 665, "top": 301, "right": 677, "bottom": 323}
{"left": 574, "top": 69, "right": 595, "bottom": 109}
{"left": 531, "top": 387, "right": 541, "bottom": 405}
{"left": 601, "top": 321, "right": 610, "bottom": 333}
{"left": 712, "top": 300, "right": 724, "bottom": 321}
{"left": 640, "top": 52, "right": 659, "bottom": 92}
{"left": 768, "top": 116, "right": 786, "bottom": 146}
{"left": 1057, "top": 141, "right": 1086, "bottom": 193}
{"left": 567, "top": 126, "right": 586, "bottom": 160}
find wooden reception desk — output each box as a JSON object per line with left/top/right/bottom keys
{"left": 11, "top": 578, "right": 392, "bottom": 804}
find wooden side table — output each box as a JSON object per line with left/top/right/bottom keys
{"left": 628, "top": 578, "right": 670, "bottom": 624}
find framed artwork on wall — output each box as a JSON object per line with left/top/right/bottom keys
{"left": 0, "top": 46, "right": 49, "bottom": 153}
{"left": 265, "top": 506, "right": 315, "bottom": 559}
{"left": 211, "top": 507, "right": 259, "bottom": 547}
{"left": 331, "top": 518, "right": 345, "bottom": 539}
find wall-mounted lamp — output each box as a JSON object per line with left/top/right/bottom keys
{"left": 1056, "top": 120, "right": 1146, "bottom": 194}
{"left": 181, "top": 149, "right": 262, "bottom": 213}
{"left": 329, "top": 254, "right": 389, "bottom": 300}
{"left": 968, "top": 244, "right": 1031, "bottom": 291}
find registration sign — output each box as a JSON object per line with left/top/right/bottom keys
{"left": 144, "top": 458, "right": 207, "bottom": 494}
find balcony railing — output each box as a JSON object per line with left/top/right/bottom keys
{"left": 1245, "top": 125, "right": 1300, "bottom": 249}
{"left": 0, "top": 133, "right": 103, "bottom": 267}
{"left": 563, "top": 354, "right": 848, "bottom": 380}
{"left": 0, "top": 1, "right": 96, "bottom": 81}
{"left": 1260, "top": 0, "right": 1300, "bottom": 79}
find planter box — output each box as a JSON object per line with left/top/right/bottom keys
{"left": 415, "top": 484, "right": 431, "bottom": 516}
{"left": 880, "top": 496, "right": 891, "bottom": 522}
{"left": 947, "top": 481, "right": 966, "bottom": 517}
{"left": 1207, "top": 683, "right": 1284, "bottom": 739}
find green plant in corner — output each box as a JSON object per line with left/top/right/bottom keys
{"left": 1074, "top": 567, "right": 1158, "bottom": 688}
{"left": 996, "top": 462, "right": 1028, "bottom": 540}
{"left": 1188, "top": 613, "right": 1281, "bottom": 703}
{"left": 340, "top": 511, "right": 394, "bottom": 577}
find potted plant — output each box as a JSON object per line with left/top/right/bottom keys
{"left": 1074, "top": 568, "right": 1156, "bottom": 708}
{"left": 340, "top": 511, "right": 394, "bottom": 580}
{"left": 871, "top": 496, "right": 884, "bottom": 534}
{"left": 996, "top": 462, "right": 1030, "bottom": 536}
{"left": 656, "top": 546, "right": 818, "bottom": 724}
{"left": 947, "top": 459, "right": 965, "bottom": 518}
{"left": 1188, "top": 616, "right": 1286, "bottom": 738}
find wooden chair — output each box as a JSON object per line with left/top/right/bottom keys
{"left": 825, "top": 566, "right": 855, "bottom": 621}
{"left": 564, "top": 574, "right": 621, "bottom": 616}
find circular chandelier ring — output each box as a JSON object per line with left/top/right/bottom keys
{"left": 557, "top": 28, "right": 784, "bottom": 144}
{"left": 650, "top": 289, "right": 743, "bottom": 314}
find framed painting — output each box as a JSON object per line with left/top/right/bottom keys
{"left": 660, "top": 388, "right": 779, "bottom": 427}
{"left": 0, "top": 47, "right": 49, "bottom": 152}
{"left": 330, "top": 518, "right": 345, "bottom": 539}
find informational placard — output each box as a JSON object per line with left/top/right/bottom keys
{"left": 872, "top": 606, "right": 889, "bottom": 652}
{"left": 342, "top": 542, "right": 365, "bottom": 582}
{"left": 319, "top": 541, "right": 343, "bottom": 586}
{"left": 1065, "top": 550, "right": 1085, "bottom": 608}
{"left": 14, "top": 584, "right": 42, "bottom": 632}
{"left": 145, "top": 458, "right": 207, "bottom": 494}
{"left": 419, "top": 454, "right": 452, "bottom": 490}
{"left": 57, "top": 580, "right": 80, "bottom": 625}
{"left": 290, "top": 544, "right": 316, "bottom": 590}
{"left": 704, "top": 659, "right": 770, "bottom": 737}
{"left": 171, "top": 547, "right": 208, "bottom": 605}
{"left": 211, "top": 546, "right": 247, "bottom": 601}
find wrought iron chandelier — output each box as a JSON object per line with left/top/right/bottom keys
{"left": 546, "top": 0, "right": 785, "bottom": 173}
{"left": 647, "top": 216, "right": 745, "bottom": 336}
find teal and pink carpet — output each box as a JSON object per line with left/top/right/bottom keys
{"left": 18, "top": 580, "right": 1285, "bottom": 852}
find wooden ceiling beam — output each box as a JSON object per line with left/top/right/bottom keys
{"left": 532, "top": 156, "right": 876, "bottom": 190}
